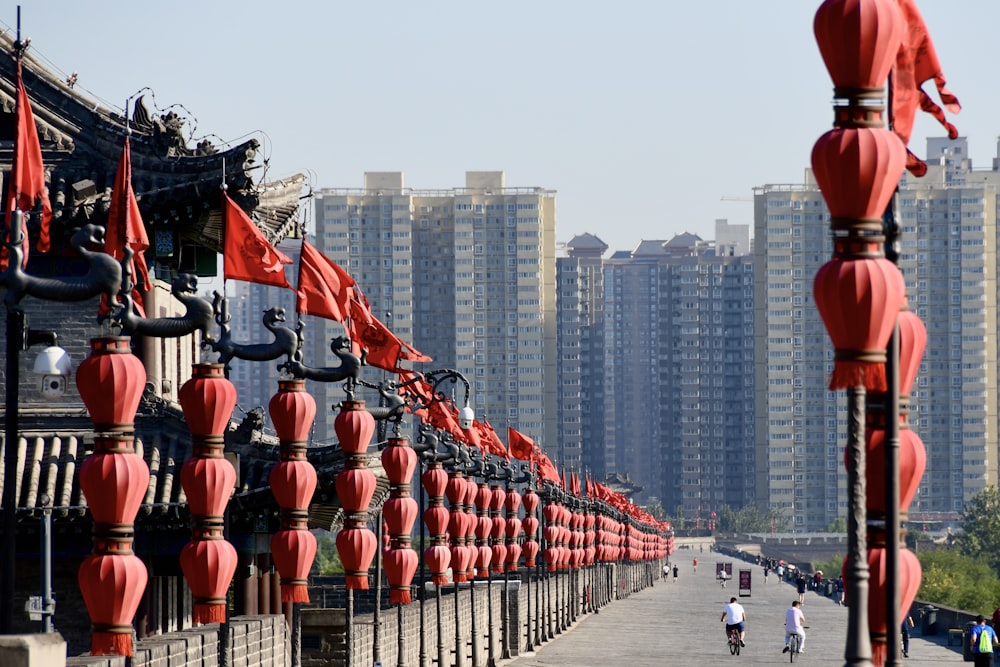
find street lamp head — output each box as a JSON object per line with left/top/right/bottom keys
{"left": 458, "top": 404, "right": 474, "bottom": 430}
{"left": 33, "top": 345, "right": 72, "bottom": 400}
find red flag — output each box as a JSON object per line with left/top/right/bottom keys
{"left": 507, "top": 427, "right": 537, "bottom": 461}
{"left": 891, "top": 0, "right": 961, "bottom": 176}
{"left": 296, "top": 240, "right": 354, "bottom": 321}
{"left": 1, "top": 60, "right": 52, "bottom": 269}
{"left": 479, "top": 420, "right": 510, "bottom": 461}
{"left": 535, "top": 453, "right": 560, "bottom": 484}
{"left": 101, "top": 137, "right": 151, "bottom": 316}
{"left": 223, "top": 192, "right": 292, "bottom": 287}
{"left": 347, "top": 296, "right": 430, "bottom": 371}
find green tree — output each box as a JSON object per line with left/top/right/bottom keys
{"left": 918, "top": 548, "right": 1000, "bottom": 613}
{"left": 812, "top": 554, "right": 845, "bottom": 577}
{"left": 311, "top": 530, "right": 344, "bottom": 575}
{"left": 958, "top": 486, "right": 1000, "bottom": 575}
{"left": 644, "top": 499, "right": 665, "bottom": 521}
{"left": 717, "top": 504, "right": 789, "bottom": 534}
{"left": 825, "top": 517, "right": 846, "bottom": 533}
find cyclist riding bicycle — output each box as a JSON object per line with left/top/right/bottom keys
{"left": 783, "top": 600, "right": 806, "bottom": 654}
{"left": 721, "top": 596, "right": 747, "bottom": 647}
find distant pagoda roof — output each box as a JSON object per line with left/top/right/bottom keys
{"left": 0, "top": 33, "right": 305, "bottom": 276}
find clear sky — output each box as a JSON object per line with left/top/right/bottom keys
{"left": 4, "top": 1, "right": 993, "bottom": 255}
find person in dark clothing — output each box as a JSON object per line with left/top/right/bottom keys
{"left": 901, "top": 615, "right": 914, "bottom": 657}
{"left": 796, "top": 573, "right": 807, "bottom": 604}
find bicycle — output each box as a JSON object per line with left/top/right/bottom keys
{"left": 728, "top": 626, "right": 741, "bottom": 656}
{"left": 787, "top": 627, "right": 809, "bottom": 663}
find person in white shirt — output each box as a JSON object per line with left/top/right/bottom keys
{"left": 721, "top": 597, "right": 747, "bottom": 646}
{"left": 783, "top": 600, "right": 807, "bottom": 653}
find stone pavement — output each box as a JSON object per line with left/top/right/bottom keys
{"left": 502, "top": 559, "right": 964, "bottom": 666}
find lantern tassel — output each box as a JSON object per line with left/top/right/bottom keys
{"left": 453, "top": 572, "right": 467, "bottom": 583}
{"left": 281, "top": 584, "right": 311, "bottom": 604}
{"left": 91, "top": 631, "right": 133, "bottom": 657}
{"left": 389, "top": 588, "right": 412, "bottom": 605}
{"left": 477, "top": 567, "right": 488, "bottom": 578}
{"left": 345, "top": 575, "right": 370, "bottom": 590}
{"left": 871, "top": 639, "right": 886, "bottom": 666}
{"left": 828, "top": 361, "right": 887, "bottom": 393}
{"left": 432, "top": 574, "right": 449, "bottom": 585}
{"left": 193, "top": 603, "right": 227, "bottom": 625}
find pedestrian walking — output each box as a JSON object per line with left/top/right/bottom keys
{"left": 672, "top": 565, "right": 679, "bottom": 582}
{"left": 970, "top": 614, "right": 998, "bottom": 667}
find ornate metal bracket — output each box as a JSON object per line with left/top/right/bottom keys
{"left": 278, "top": 328, "right": 364, "bottom": 399}
{"left": 208, "top": 294, "right": 297, "bottom": 369}
{"left": 0, "top": 215, "right": 122, "bottom": 309}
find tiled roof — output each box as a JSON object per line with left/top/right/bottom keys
{"left": 1, "top": 394, "right": 389, "bottom": 531}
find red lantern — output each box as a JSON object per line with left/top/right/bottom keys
{"left": 422, "top": 465, "right": 448, "bottom": 497}
{"left": 381, "top": 440, "right": 417, "bottom": 485}
{"left": 269, "top": 460, "right": 318, "bottom": 509}
{"left": 182, "top": 457, "right": 237, "bottom": 518}
{"left": 75, "top": 337, "right": 146, "bottom": 431}
{"left": 897, "top": 306, "right": 927, "bottom": 396}
{"left": 814, "top": 0, "right": 903, "bottom": 91}
{"left": 337, "top": 526, "right": 377, "bottom": 589}
{"left": 179, "top": 363, "right": 238, "bottom": 438}
{"left": 864, "top": 547, "right": 922, "bottom": 666}
{"left": 383, "top": 547, "right": 419, "bottom": 604}
{"left": 271, "top": 529, "right": 318, "bottom": 603}
{"left": 384, "top": 496, "right": 418, "bottom": 536}
{"left": 78, "top": 548, "right": 148, "bottom": 656}
{"left": 813, "top": 257, "right": 905, "bottom": 391}
{"left": 336, "top": 467, "right": 377, "bottom": 512}
{"left": 79, "top": 437, "right": 149, "bottom": 525}
{"left": 335, "top": 400, "right": 375, "bottom": 454}
{"left": 424, "top": 544, "right": 452, "bottom": 585}
{"left": 862, "top": 425, "right": 927, "bottom": 517}
{"left": 522, "top": 539, "right": 540, "bottom": 568}
{"left": 269, "top": 379, "right": 316, "bottom": 443}
{"left": 811, "top": 128, "right": 905, "bottom": 224}
{"left": 179, "top": 530, "right": 238, "bottom": 624}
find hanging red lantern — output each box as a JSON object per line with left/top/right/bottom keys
{"left": 336, "top": 467, "right": 377, "bottom": 512}
{"left": 383, "top": 547, "right": 419, "bottom": 604}
{"left": 179, "top": 363, "right": 238, "bottom": 438}
{"left": 79, "top": 436, "right": 149, "bottom": 525}
{"left": 270, "top": 460, "right": 318, "bottom": 509}
{"left": 269, "top": 378, "right": 317, "bottom": 443}
{"left": 862, "top": 424, "right": 927, "bottom": 517}
{"left": 813, "top": 0, "right": 903, "bottom": 92}
{"left": 78, "top": 545, "right": 148, "bottom": 656}
{"left": 182, "top": 457, "right": 238, "bottom": 518}
{"left": 179, "top": 528, "right": 238, "bottom": 624}
{"left": 813, "top": 257, "right": 905, "bottom": 391}
{"left": 381, "top": 438, "right": 417, "bottom": 484}
{"left": 337, "top": 526, "right": 377, "bottom": 589}
{"left": 270, "top": 528, "right": 318, "bottom": 603}
{"left": 335, "top": 399, "right": 375, "bottom": 454}
{"left": 897, "top": 305, "right": 927, "bottom": 396}
{"left": 863, "top": 546, "right": 922, "bottom": 666}
{"left": 424, "top": 544, "right": 452, "bottom": 586}
{"left": 811, "top": 128, "right": 906, "bottom": 224}
{"left": 75, "top": 337, "right": 146, "bottom": 431}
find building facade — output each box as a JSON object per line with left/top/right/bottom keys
{"left": 754, "top": 136, "right": 999, "bottom": 531}
{"left": 308, "top": 172, "right": 559, "bottom": 450}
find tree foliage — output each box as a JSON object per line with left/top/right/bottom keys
{"left": 958, "top": 486, "right": 1000, "bottom": 575}
{"left": 917, "top": 548, "right": 1000, "bottom": 613}
{"left": 644, "top": 499, "right": 665, "bottom": 521}
{"left": 311, "top": 530, "right": 344, "bottom": 575}
{"left": 717, "top": 504, "right": 789, "bottom": 534}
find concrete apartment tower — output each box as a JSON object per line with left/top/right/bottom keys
{"left": 308, "top": 172, "right": 558, "bottom": 450}
{"left": 754, "top": 136, "right": 999, "bottom": 531}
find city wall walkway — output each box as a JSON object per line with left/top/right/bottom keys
{"left": 503, "top": 559, "right": 963, "bottom": 666}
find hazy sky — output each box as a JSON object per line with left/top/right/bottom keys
{"left": 5, "top": 1, "right": 993, "bottom": 255}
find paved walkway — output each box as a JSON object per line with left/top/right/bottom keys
{"left": 503, "top": 559, "right": 964, "bottom": 666}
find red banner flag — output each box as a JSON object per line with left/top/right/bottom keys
{"left": 223, "top": 192, "right": 292, "bottom": 287}
{"left": 535, "top": 453, "right": 560, "bottom": 484}
{"left": 507, "top": 427, "right": 537, "bottom": 461}
{"left": 1, "top": 60, "right": 52, "bottom": 269}
{"left": 347, "top": 294, "right": 430, "bottom": 371}
{"left": 101, "top": 137, "right": 151, "bottom": 316}
{"left": 891, "top": 0, "right": 961, "bottom": 176}
{"left": 479, "top": 419, "right": 510, "bottom": 461}
{"left": 296, "top": 240, "right": 354, "bottom": 321}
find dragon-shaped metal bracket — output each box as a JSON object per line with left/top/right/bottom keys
{"left": 208, "top": 294, "right": 298, "bottom": 373}
{"left": 0, "top": 213, "right": 122, "bottom": 309}
{"left": 278, "top": 324, "right": 364, "bottom": 399}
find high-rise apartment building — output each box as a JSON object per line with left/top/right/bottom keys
{"left": 754, "top": 137, "right": 999, "bottom": 531}
{"left": 561, "top": 223, "right": 754, "bottom": 513}
{"left": 309, "top": 172, "right": 559, "bottom": 449}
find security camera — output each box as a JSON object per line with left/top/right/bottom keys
{"left": 458, "top": 404, "right": 475, "bottom": 430}
{"left": 33, "top": 346, "right": 72, "bottom": 400}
